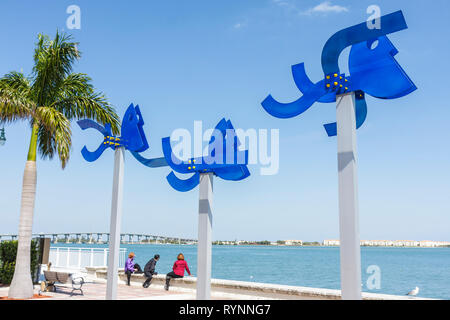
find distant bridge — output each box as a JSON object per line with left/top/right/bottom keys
{"left": 0, "top": 233, "right": 197, "bottom": 245}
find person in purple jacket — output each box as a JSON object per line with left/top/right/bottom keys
{"left": 124, "top": 252, "right": 142, "bottom": 286}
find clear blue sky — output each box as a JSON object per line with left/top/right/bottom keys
{"left": 1, "top": 0, "right": 449, "bottom": 241}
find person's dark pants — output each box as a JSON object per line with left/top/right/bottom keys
{"left": 134, "top": 263, "right": 143, "bottom": 273}
{"left": 143, "top": 272, "right": 153, "bottom": 287}
{"left": 165, "top": 271, "right": 183, "bottom": 289}
{"left": 126, "top": 264, "right": 143, "bottom": 285}
{"left": 126, "top": 270, "right": 132, "bottom": 285}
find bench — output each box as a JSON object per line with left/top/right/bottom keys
{"left": 40, "top": 271, "right": 85, "bottom": 296}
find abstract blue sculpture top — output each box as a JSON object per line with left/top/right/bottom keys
{"left": 78, "top": 104, "right": 149, "bottom": 162}
{"left": 261, "top": 10, "right": 416, "bottom": 137}
{"left": 162, "top": 118, "right": 250, "bottom": 192}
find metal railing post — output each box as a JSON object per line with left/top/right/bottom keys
{"left": 56, "top": 247, "right": 60, "bottom": 266}
{"left": 90, "top": 248, "right": 94, "bottom": 267}
{"left": 66, "top": 248, "right": 70, "bottom": 267}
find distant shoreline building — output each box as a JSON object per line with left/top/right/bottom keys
{"left": 283, "top": 240, "right": 303, "bottom": 246}
{"left": 323, "top": 239, "right": 450, "bottom": 247}
{"left": 213, "top": 240, "right": 304, "bottom": 246}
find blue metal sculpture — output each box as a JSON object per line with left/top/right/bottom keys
{"left": 261, "top": 10, "right": 416, "bottom": 136}
{"left": 161, "top": 118, "right": 250, "bottom": 192}
{"left": 77, "top": 103, "right": 150, "bottom": 161}
{"left": 77, "top": 103, "right": 157, "bottom": 300}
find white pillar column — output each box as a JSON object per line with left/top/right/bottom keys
{"left": 90, "top": 248, "right": 94, "bottom": 267}
{"left": 106, "top": 147, "right": 125, "bottom": 300}
{"left": 66, "top": 248, "right": 70, "bottom": 267}
{"left": 336, "top": 92, "right": 362, "bottom": 300}
{"left": 196, "top": 172, "right": 213, "bottom": 300}
{"left": 56, "top": 247, "right": 60, "bottom": 267}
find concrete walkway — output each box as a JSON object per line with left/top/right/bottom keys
{"left": 0, "top": 282, "right": 270, "bottom": 300}
{"left": 0, "top": 267, "right": 428, "bottom": 300}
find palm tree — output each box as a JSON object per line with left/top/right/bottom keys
{"left": 0, "top": 31, "right": 120, "bottom": 299}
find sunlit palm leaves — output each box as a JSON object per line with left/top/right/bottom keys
{"left": 0, "top": 31, "right": 120, "bottom": 168}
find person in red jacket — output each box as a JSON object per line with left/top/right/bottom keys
{"left": 164, "top": 253, "right": 191, "bottom": 290}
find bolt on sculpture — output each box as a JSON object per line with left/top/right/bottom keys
{"left": 161, "top": 118, "right": 250, "bottom": 299}
{"left": 78, "top": 103, "right": 163, "bottom": 300}
{"left": 261, "top": 11, "right": 416, "bottom": 299}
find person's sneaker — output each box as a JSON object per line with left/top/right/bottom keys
{"left": 164, "top": 284, "right": 169, "bottom": 291}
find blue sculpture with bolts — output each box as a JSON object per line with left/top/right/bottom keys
{"left": 261, "top": 10, "right": 416, "bottom": 136}
{"left": 161, "top": 118, "right": 250, "bottom": 192}
{"left": 77, "top": 103, "right": 150, "bottom": 161}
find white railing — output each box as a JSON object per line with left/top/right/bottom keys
{"left": 49, "top": 247, "right": 126, "bottom": 270}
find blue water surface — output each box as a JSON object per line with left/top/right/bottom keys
{"left": 51, "top": 243, "right": 450, "bottom": 299}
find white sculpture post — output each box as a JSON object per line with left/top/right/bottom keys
{"left": 336, "top": 92, "right": 362, "bottom": 300}
{"left": 196, "top": 172, "right": 213, "bottom": 300}
{"left": 106, "top": 147, "right": 125, "bottom": 300}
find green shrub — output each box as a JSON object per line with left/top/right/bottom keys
{"left": 0, "top": 262, "right": 15, "bottom": 284}
{"left": 0, "top": 240, "right": 39, "bottom": 285}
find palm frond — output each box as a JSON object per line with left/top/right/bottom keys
{"left": 0, "top": 73, "right": 35, "bottom": 123}
{"left": 32, "top": 31, "right": 80, "bottom": 106}
{"left": 54, "top": 73, "right": 94, "bottom": 97}
{"left": 2, "top": 31, "right": 119, "bottom": 169}
{"left": 35, "top": 106, "right": 71, "bottom": 168}
{"left": 1, "top": 71, "right": 32, "bottom": 92}
{"left": 50, "top": 73, "right": 120, "bottom": 134}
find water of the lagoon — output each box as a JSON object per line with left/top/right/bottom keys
{"left": 51, "top": 243, "right": 450, "bottom": 300}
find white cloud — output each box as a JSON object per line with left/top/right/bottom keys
{"left": 272, "top": 0, "right": 348, "bottom": 17}
{"left": 302, "top": 1, "right": 349, "bottom": 15}
{"left": 272, "top": 0, "right": 289, "bottom": 6}
{"left": 232, "top": 20, "right": 248, "bottom": 30}
{"left": 272, "top": 0, "right": 299, "bottom": 13}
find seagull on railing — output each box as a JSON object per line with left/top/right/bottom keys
{"left": 407, "top": 286, "right": 419, "bottom": 296}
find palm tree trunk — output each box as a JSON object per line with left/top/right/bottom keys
{"left": 8, "top": 124, "right": 38, "bottom": 299}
